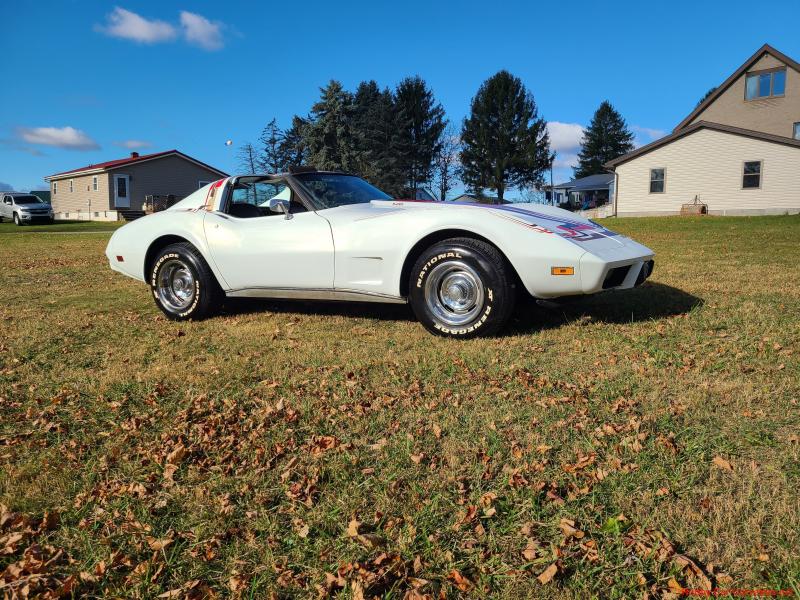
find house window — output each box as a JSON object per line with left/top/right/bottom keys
{"left": 53, "top": 181, "right": 57, "bottom": 195}
{"left": 745, "top": 68, "right": 786, "bottom": 100}
{"left": 92, "top": 176, "right": 98, "bottom": 191}
{"left": 198, "top": 180, "right": 212, "bottom": 189}
{"left": 794, "top": 122, "right": 800, "bottom": 140}
{"left": 649, "top": 168, "right": 665, "bottom": 193}
{"left": 742, "top": 161, "right": 762, "bottom": 188}
{"left": 69, "top": 179, "right": 73, "bottom": 193}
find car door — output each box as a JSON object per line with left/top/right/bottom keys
{"left": 1, "top": 196, "right": 10, "bottom": 219}
{"left": 203, "top": 178, "right": 334, "bottom": 292}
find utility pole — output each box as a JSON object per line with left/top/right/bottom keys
{"left": 550, "top": 152, "right": 555, "bottom": 205}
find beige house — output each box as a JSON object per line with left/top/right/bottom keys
{"left": 45, "top": 150, "right": 227, "bottom": 221}
{"left": 607, "top": 44, "right": 800, "bottom": 217}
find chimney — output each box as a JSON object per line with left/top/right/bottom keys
{"left": 130, "top": 152, "right": 139, "bottom": 158}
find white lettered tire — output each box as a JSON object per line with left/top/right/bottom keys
{"left": 409, "top": 237, "right": 515, "bottom": 338}
{"left": 149, "top": 242, "right": 222, "bottom": 320}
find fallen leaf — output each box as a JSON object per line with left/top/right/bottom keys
{"left": 537, "top": 562, "right": 558, "bottom": 584}
{"left": 712, "top": 456, "right": 734, "bottom": 472}
{"left": 447, "top": 569, "right": 473, "bottom": 592}
{"left": 165, "top": 444, "right": 187, "bottom": 465}
{"left": 410, "top": 453, "right": 425, "bottom": 464}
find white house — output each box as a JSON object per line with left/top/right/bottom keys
{"left": 607, "top": 44, "right": 800, "bottom": 217}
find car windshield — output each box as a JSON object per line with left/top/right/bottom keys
{"left": 14, "top": 195, "right": 46, "bottom": 205}
{"left": 294, "top": 173, "right": 391, "bottom": 209}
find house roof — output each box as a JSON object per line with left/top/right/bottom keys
{"left": 674, "top": 44, "right": 800, "bottom": 132}
{"left": 553, "top": 173, "right": 614, "bottom": 191}
{"left": 451, "top": 193, "right": 513, "bottom": 205}
{"left": 45, "top": 149, "right": 228, "bottom": 180}
{"left": 605, "top": 120, "right": 800, "bottom": 169}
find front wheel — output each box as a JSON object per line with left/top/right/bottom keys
{"left": 409, "top": 237, "right": 516, "bottom": 338}
{"left": 13, "top": 213, "right": 21, "bottom": 226}
{"left": 149, "top": 242, "right": 223, "bottom": 320}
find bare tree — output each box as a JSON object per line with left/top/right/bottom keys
{"left": 237, "top": 142, "right": 260, "bottom": 174}
{"left": 433, "top": 124, "right": 460, "bottom": 201}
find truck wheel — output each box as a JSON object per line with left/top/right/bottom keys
{"left": 149, "top": 242, "right": 223, "bottom": 320}
{"left": 409, "top": 237, "right": 515, "bottom": 338}
{"left": 13, "top": 213, "right": 21, "bottom": 226}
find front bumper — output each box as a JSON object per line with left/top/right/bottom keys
{"left": 19, "top": 212, "right": 53, "bottom": 222}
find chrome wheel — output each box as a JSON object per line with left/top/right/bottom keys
{"left": 423, "top": 261, "right": 485, "bottom": 327}
{"left": 156, "top": 259, "right": 196, "bottom": 312}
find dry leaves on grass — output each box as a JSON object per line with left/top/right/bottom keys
{"left": 712, "top": 455, "right": 734, "bottom": 472}
{"left": 0, "top": 505, "right": 78, "bottom": 599}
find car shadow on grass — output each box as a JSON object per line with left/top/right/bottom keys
{"left": 506, "top": 281, "right": 703, "bottom": 336}
{"left": 220, "top": 297, "right": 416, "bottom": 322}
{"left": 220, "top": 282, "right": 702, "bottom": 335}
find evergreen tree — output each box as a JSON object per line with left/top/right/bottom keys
{"left": 304, "top": 81, "right": 357, "bottom": 172}
{"left": 574, "top": 100, "right": 634, "bottom": 178}
{"left": 460, "top": 70, "right": 551, "bottom": 202}
{"left": 394, "top": 76, "right": 446, "bottom": 198}
{"left": 259, "top": 118, "right": 285, "bottom": 174}
{"left": 696, "top": 86, "right": 717, "bottom": 107}
{"left": 280, "top": 115, "right": 309, "bottom": 169}
{"left": 351, "top": 81, "right": 404, "bottom": 195}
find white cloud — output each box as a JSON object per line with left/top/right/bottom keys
{"left": 95, "top": 7, "right": 177, "bottom": 44}
{"left": 0, "top": 181, "right": 13, "bottom": 192}
{"left": 552, "top": 153, "right": 579, "bottom": 169}
{"left": 180, "top": 11, "right": 224, "bottom": 51}
{"left": 632, "top": 125, "right": 666, "bottom": 148}
{"left": 17, "top": 126, "right": 100, "bottom": 151}
{"left": 632, "top": 125, "right": 666, "bottom": 140}
{"left": 114, "top": 139, "right": 152, "bottom": 149}
{"left": 547, "top": 121, "right": 585, "bottom": 153}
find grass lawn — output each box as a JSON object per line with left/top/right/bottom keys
{"left": 1, "top": 215, "right": 798, "bottom": 598}
{"left": 0, "top": 219, "right": 124, "bottom": 234}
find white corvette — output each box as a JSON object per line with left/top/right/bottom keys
{"left": 105, "top": 169, "right": 654, "bottom": 338}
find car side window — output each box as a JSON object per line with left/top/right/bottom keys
{"left": 227, "top": 180, "right": 307, "bottom": 219}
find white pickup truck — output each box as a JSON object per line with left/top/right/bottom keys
{"left": 0, "top": 193, "right": 54, "bottom": 225}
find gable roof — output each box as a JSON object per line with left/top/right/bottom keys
{"left": 45, "top": 149, "right": 228, "bottom": 180}
{"left": 552, "top": 173, "right": 614, "bottom": 191}
{"left": 674, "top": 44, "right": 800, "bottom": 132}
{"left": 605, "top": 120, "right": 800, "bottom": 169}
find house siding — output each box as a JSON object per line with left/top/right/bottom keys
{"left": 50, "top": 173, "right": 112, "bottom": 214}
{"left": 615, "top": 128, "right": 800, "bottom": 216}
{"left": 106, "top": 155, "right": 221, "bottom": 211}
{"left": 688, "top": 53, "right": 800, "bottom": 138}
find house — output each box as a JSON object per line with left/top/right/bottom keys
{"left": 545, "top": 173, "right": 615, "bottom": 216}
{"left": 45, "top": 149, "right": 228, "bottom": 221}
{"left": 607, "top": 44, "right": 800, "bottom": 217}
{"left": 451, "top": 193, "right": 512, "bottom": 205}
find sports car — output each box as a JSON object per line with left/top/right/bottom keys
{"left": 105, "top": 169, "right": 654, "bottom": 338}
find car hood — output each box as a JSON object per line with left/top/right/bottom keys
{"left": 359, "top": 199, "right": 626, "bottom": 251}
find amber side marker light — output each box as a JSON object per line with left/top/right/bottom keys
{"left": 551, "top": 267, "right": 574, "bottom": 276}
{"left": 116, "top": 256, "right": 124, "bottom": 262}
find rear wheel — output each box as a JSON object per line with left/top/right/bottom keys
{"left": 149, "top": 242, "right": 223, "bottom": 320}
{"left": 408, "top": 237, "right": 515, "bottom": 338}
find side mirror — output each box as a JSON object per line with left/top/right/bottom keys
{"left": 268, "top": 198, "right": 292, "bottom": 220}
{"left": 3, "top": 199, "right": 11, "bottom": 205}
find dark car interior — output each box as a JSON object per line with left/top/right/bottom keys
{"left": 226, "top": 179, "right": 308, "bottom": 218}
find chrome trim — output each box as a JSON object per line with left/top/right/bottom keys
{"left": 225, "top": 287, "right": 407, "bottom": 304}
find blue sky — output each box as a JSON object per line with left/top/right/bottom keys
{"left": 1, "top": 0, "right": 799, "bottom": 196}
